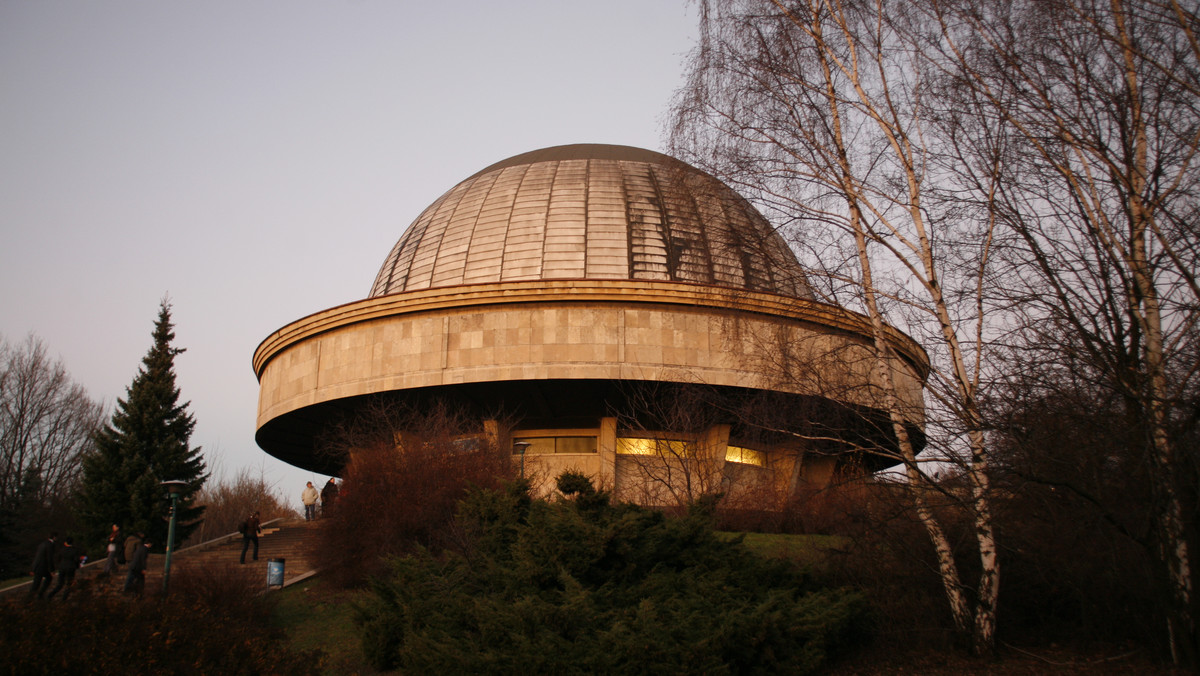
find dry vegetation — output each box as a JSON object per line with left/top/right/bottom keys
{"left": 183, "top": 465, "right": 298, "bottom": 546}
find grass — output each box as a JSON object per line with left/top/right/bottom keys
{"left": 1, "top": 575, "right": 29, "bottom": 591}
{"left": 719, "top": 531, "right": 846, "bottom": 570}
{"left": 271, "top": 578, "right": 378, "bottom": 676}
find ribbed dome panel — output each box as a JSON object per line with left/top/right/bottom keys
{"left": 369, "top": 144, "right": 811, "bottom": 299}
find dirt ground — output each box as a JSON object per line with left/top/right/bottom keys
{"left": 824, "top": 644, "right": 1185, "bottom": 675}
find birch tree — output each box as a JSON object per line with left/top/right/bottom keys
{"left": 672, "top": 0, "right": 1199, "bottom": 663}
{"left": 671, "top": 0, "right": 1003, "bottom": 653}
{"left": 919, "top": 0, "right": 1200, "bottom": 664}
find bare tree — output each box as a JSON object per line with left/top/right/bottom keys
{"left": 0, "top": 334, "right": 104, "bottom": 510}
{"left": 672, "top": 0, "right": 1199, "bottom": 662}
{"left": 184, "top": 462, "right": 298, "bottom": 547}
{"left": 919, "top": 0, "right": 1200, "bottom": 663}
{"left": 671, "top": 0, "right": 1001, "bottom": 653}
{"left": 611, "top": 382, "right": 733, "bottom": 508}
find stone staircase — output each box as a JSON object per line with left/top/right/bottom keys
{"left": 3, "top": 518, "right": 323, "bottom": 601}
{"left": 148, "top": 519, "right": 321, "bottom": 592}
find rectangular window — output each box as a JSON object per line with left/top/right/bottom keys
{"left": 725, "top": 445, "right": 766, "bottom": 467}
{"left": 616, "top": 437, "right": 693, "bottom": 457}
{"left": 555, "top": 436, "right": 597, "bottom": 454}
{"left": 514, "top": 436, "right": 597, "bottom": 454}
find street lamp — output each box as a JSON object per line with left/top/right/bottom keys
{"left": 161, "top": 480, "right": 188, "bottom": 595}
{"left": 512, "top": 440, "right": 531, "bottom": 478}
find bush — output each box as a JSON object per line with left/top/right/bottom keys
{"left": 312, "top": 402, "right": 516, "bottom": 587}
{"left": 356, "top": 474, "right": 869, "bottom": 673}
{"left": 0, "top": 567, "right": 322, "bottom": 675}
{"left": 806, "top": 473, "right": 1169, "bottom": 654}
{"left": 760, "top": 478, "right": 967, "bottom": 651}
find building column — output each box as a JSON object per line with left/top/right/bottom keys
{"left": 701, "top": 424, "right": 731, "bottom": 477}
{"left": 483, "top": 419, "right": 502, "bottom": 449}
{"left": 598, "top": 417, "right": 617, "bottom": 491}
{"left": 797, "top": 455, "right": 838, "bottom": 491}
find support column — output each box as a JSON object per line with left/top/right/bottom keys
{"left": 784, "top": 444, "right": 806, "bottom": 499}
{"left": 799, "top": 455, "right": 838, "bottom": 490}
{"left": 483, "top": 419, "right": 502, "bottom": 449}
{"left": 598, "top": 417, "right": 617, "bottom": 491}
{"left": 701, "top": 424, "right": 731, "bottom": 473}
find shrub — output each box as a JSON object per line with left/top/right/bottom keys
{"left": 0, "top": 567, "right": 322, "bottom": 675}
{"left": 804, "top": 472, "right": 1169, "bottom": 654}
{"left": 356, "top": 474, "right": 869, "bottom": 673}
{"left": 311, "top": 401, "right": 516, "bottom": 587}
{"left": 167, "top": 559, "right": 275, "bottom": 620}
{"left": 801, "top": 479, "right": 968, "bottom": 651}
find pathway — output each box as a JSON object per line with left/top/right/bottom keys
{"left": 2, "top": 518, "right": 323, "bottom": 601}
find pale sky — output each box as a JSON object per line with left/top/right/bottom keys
{"left": 0, "top": 1, "right": 698, "bottom": 509}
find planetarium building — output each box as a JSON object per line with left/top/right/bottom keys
{"left": 253, "top": 144, "right": 927, "bottom": 506}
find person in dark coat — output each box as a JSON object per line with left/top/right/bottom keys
{"left": 46, "top": 537, "right": 80, "bottom": 600}
{"left": 124, "top": 538, "right": 150, "bottom": 595}
{"left": 123, "top": 531, "right": 143, "bottom": 566}
{"left": 320, "top": 478, "right": 339, "bottom": 516}
{"left": 239, "top": 511, "right": 262, "bottom": 564}
{"left": 27, "top": 532, "right": 57, "bottom": 600}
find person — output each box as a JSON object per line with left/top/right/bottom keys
{"left": 46, "top": 537, "right": 81, "bottom": 600}
{"left": 27, "top": 532, "right": 57, "bottom": 600}
{"left": 321, "top": 478, "right": 339, "bottom": 516}
{"left": 124, "top": 538, "right": 150, "bottom": 595}
{"left": 301, "top": 481, "right": 319, "bottom": 521}
{"left": 103, "top": 524, "right": 123, "bottom": 576}
{"left": 124, "top": 531, "right": 143, "bottom": 568}
{"left": 239, "top": 511, "right": 262, "bottom": 564}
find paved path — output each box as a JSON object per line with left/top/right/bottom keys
{"left": 3, "top": 518, "right": 323, "bottom": 601}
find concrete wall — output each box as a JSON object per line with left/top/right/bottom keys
{"left": 254, "top": 280, "right": 927, "bottom": 438}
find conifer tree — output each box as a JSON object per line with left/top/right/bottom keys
{"left": 78, "top": 299, "right": 206, "bottom": 550}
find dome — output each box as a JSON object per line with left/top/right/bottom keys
{"left": 255, "top": 142, "right": 927, "bottom": 493}
{"left": 369, "top": 144, "right": 812, "bottom": 299}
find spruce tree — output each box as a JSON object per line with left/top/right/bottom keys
{"left": 78, "top": 300, "right": 207, "bottom": 550}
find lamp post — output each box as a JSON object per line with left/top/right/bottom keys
{"left": 513, "top": 441, "right": 531, "bottom": 479}
{"left": 161, "top": 480, "right": 188, "bottom": 595}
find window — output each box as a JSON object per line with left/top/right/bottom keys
{"left": 616, "top": 437, "right": 693, "bottom": 457}
{"left": 725, "top": 445, "right": 766, "bottom": 467}
{"left": 513, "top": 436, "right": 597, "bottom": 454}
{"left": 615, "top": 437, "right": 766, "bottom": 466}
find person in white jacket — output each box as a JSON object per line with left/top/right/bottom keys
{"left": 301, "top": 481, "right": 319, "bottom": 521}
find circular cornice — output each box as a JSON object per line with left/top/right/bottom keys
{"left": 253, "top": 280, "right": 928, "bottom": 381}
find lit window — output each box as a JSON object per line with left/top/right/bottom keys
{"left": 725, "top": 445, "right": 766, "bottom": 467}
{"left": 617, "top": 437, "right": 693, "bottom": 457}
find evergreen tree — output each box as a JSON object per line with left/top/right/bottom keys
{"left": 78, "top": 300, "right": 206, "bottom": 550}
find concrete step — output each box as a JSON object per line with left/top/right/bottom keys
{"left": 7, "top": 518, "right": 325, "bottom": 601}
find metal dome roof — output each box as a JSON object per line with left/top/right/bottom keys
{"left": 369, "top": 144, "right": 812, "bottom": 299}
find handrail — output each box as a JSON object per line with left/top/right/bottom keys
{"left": 0, "top": 518, "right": 293, "bottom": 600}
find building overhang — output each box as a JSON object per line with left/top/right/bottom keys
{"left": 252, "top": 279, "right": 928, "bottom": 473}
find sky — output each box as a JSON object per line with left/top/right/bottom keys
{"left": 0, "top": 1, "right": 698, "bottom": 510}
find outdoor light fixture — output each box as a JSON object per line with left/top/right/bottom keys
{"left": 513, "top": 441, "right": 531, "bottom": 479}
{"left": 160, "top": 479, "right": 188, "bottom": 594}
